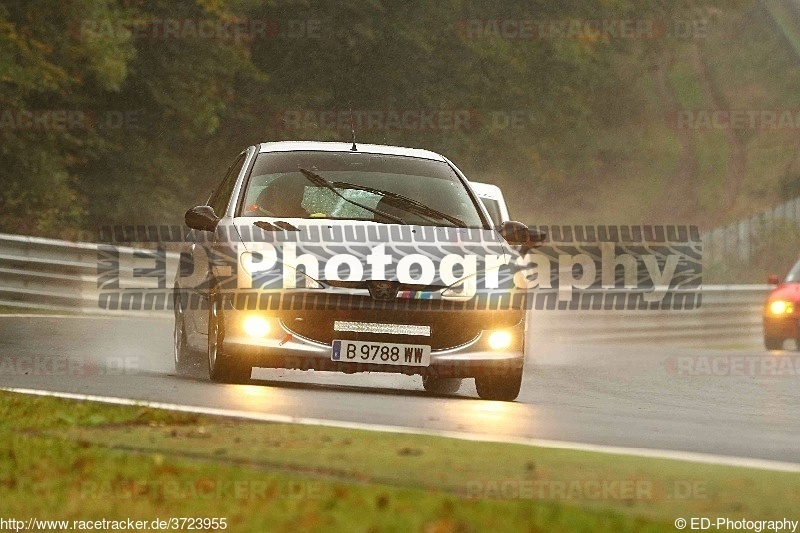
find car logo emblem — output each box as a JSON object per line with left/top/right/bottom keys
{"left": 368, "top": 281, "right": 400, "bottom": 300}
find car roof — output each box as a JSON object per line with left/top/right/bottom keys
{"left": 256, "top": 141, "right": 446, "bottom": 161}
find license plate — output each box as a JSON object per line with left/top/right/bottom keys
{"left": 331, "top": 339, "right": 431, "bottom": 366}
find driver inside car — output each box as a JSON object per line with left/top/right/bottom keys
{"left": 247, "top": 174, "right": 309, "bottom": 218}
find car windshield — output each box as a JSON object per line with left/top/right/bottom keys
{"left": 784, "top": 259, "right": 800, "bottom": 282}
{"left": 238, "top": 150, "right": 486, "bottom": 228}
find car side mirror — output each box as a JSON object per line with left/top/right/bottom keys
{"left": 185, "top": 205, "right": 219, "bottom": 232}
{"left": 768, "top": 274, "right": 780, "bottom": 285}
{"left": 498, "top": 221, "right": 546, "bottom": 248}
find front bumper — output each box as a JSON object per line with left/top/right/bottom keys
{"left": 763, "top": 315, "right": 800, "bottom": 339}
{"left": 218, "top": 307, "right": 526, "bottom": 378}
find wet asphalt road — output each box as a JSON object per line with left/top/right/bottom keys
{"left": 1, "top": 314, "right": 798, "bottom": 463}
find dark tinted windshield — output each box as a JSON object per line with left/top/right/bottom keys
{"left": 238, "top": 151, "right": 486, "bottom": 228}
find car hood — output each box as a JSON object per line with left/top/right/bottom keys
{"left": 767, "top": 282, "right": 800, "bottom": 302}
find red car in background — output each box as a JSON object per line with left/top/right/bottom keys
{"left": 763, "top": 259, "right": 800, "bottom": 350}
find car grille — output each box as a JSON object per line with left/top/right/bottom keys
{"left": 277, "top": 298, "right": 521, "bottom": 350}
{"left": 333, "top": 321, "right": 431, "bottom": 336}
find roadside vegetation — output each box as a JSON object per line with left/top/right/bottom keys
{"left": 6, "top": 0, "right": 800, "bottom": 238}
{"left": 1, "top": 391, "right": 798, "bottom": 531}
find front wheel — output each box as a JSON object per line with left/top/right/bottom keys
{"left": 174, "top": 290, "right": 202, "bottom": 375}
{"left": 764, "top": 336, "right": 784, "bottom": 351}
{"left": 475, "top": 367, "right": 523, "bottom": 401}
{"left": 207, "top": 292, "right": 252, "bottom": 384}
{"left": 422, "top": 376, "right": 462, "bottom": 395}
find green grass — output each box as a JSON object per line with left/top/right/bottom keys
{"left": 1, "top": 390, "right": 799, "bottom": 531}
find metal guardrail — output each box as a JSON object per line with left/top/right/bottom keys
{"left": 0, "top": 233, "right": 105, "bottom": 312}
{"left": 0, "top": 232, "right": 174, "bottom": 315}
{"left": 523, "top": 284, "right": 771, "bottom": 348}
{"left": 0, "top": 233, "right": 773, "bottom": 347}
{"left": 701, "top": 196, "right": 800, "bottom": 266}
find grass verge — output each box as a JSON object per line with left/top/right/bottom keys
{"left": 1, "top": 390, "right": 798, "bottom": 532}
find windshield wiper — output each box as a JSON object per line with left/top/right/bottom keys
{"left": 298, "top": 168, "right": 406, "bottom": 224}
{"left": 330, "top": 181, "right": 467, "bottom": 228}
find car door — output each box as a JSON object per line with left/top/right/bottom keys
{"left": 183, "top": 152, "right": 247, "bottom": 340}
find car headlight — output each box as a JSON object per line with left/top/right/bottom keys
{"left": 487, "top": 330, "right": 512, "bottom": 350}
{"left": 769, "top": 300, "right": 794, "bottom": 315}
{"left": 243, "top": 315, "right": 270, "bottom": 337}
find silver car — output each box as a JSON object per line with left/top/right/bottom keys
{"left": 173, "top": 141, "right": 543, "bottom": 401}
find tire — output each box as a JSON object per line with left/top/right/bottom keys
{"left": 173, "top": 290, "right": 202, "bottom": 375}
{"left": 764, "top": 336, "right": 784, "bottom": 351}
{"left": 207, "top": 291, "right": 252, "bottom": 384}
{"left": 422, "top": 376, "right": 462, "bottom": 395}
{"left": 475, "top": 367, "right": 523, "bottom": 401}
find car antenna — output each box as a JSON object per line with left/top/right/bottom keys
{"left": 349, "top": 105, "right": 357, "bottom": 151}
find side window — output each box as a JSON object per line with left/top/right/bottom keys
{"left": 208, "top": 154, "right": 246, "bottom": 216}
{"left": 480, "top": 198, "right": 503, "bottom": 226}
